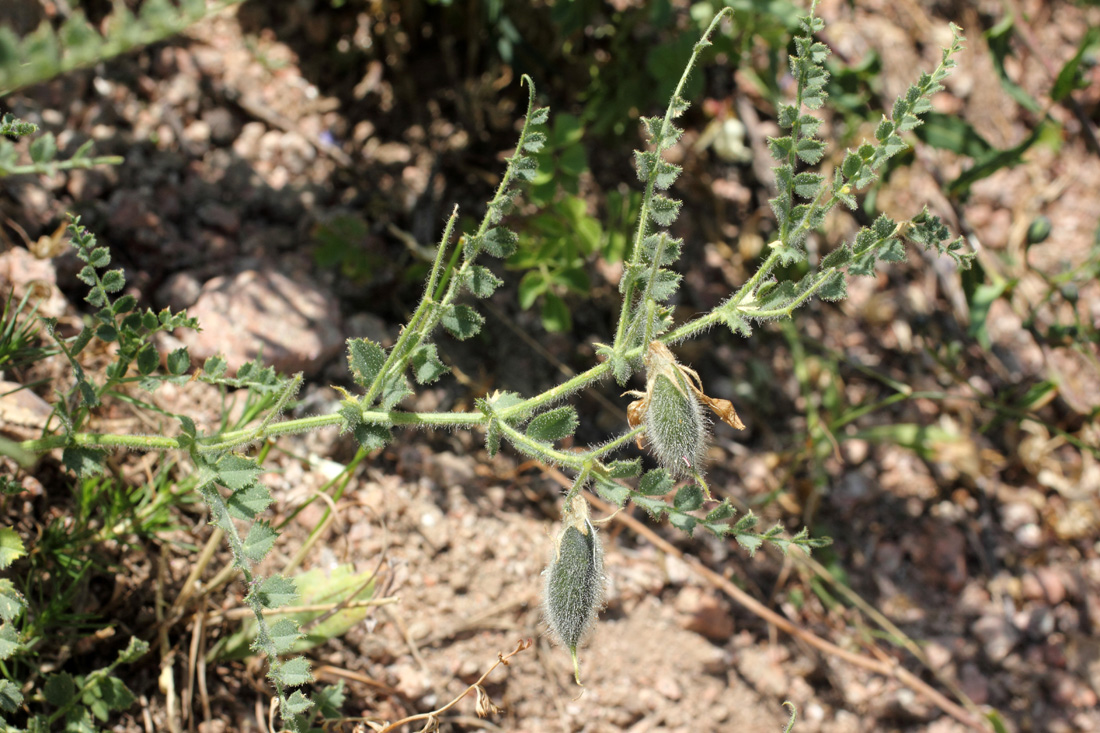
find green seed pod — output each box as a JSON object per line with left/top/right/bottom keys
{"left": 1026, "top": 215, "right": 1052, "bottom": 246}
{"left": 625, "top": 341, "right": 743, "bottom": 483}
{"left": 645, "top": 370, "right": 707, "bottom": 479}
{"left": 544, "top": 518, "right": 604, "bottom": 684}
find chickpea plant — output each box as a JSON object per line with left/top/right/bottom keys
{"left": 6, "top": 2, "right": 971, "bottom": 730}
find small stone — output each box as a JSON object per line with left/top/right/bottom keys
{"left": 176, "top": 269, "right": 344, "bottom": 377}
{"left": 1023, "top": 606, "right": 1056, "bottom": 641}
{"left": 234, "top": 121, "right": 266, "bottom": 159}
{"left": 1016, "top": 523, "right": 1043, "bottom": 548}
{"left": 0, "top": 380, "right": 53, "bottom": 440}
{"left": 158, "top": 270, "right": 203, "bottom": 311}
{"left": 972, "top": 614, "right": 1019, "bottom": 663}
{"left": 924, "top": 640, "right": 952, "bottom": 670}
{"left": 958, "top": 663, "right": 988, "bottom": 705}
{"left": 1002, "top": 501, "right": 1039, "bottom": 532}
{"left": 735, "top": 646, "right": 788, "bottom": 697}
{"left": 842, "top": 438, "right": 870, "bottom": 464}
{"left": 196, "top": 202, "right": 240, "bottom": 235}
{"left": 663, "top": 554, "right": 691, "bottom": 585}
{"left": 674, "top": 586, "right": 734, "bottom": 641}
{"left": 653, "top": 675, "right": 682, "bottom": 701}
{"left": 181, "top": 120, "right": 211, "bottom": 155}
{"left": 202, "top": 107, "right": 238, "bottom": 145}
{"left": 426, "top": 451, "right": 474, "bottom": 489}
{"left": 1036, "top": 566, "right": 1068, "bottom": 605}
{"left": 1051, "top": 671, "right": 1099, "bottom": 708}
{"left": 0, "top": 247, "right": 67, "bottom": 318}
{"left": 391, "top": 662, "right": 431, "bottom": 700}
{"left": 280, "top": 131, "right": 315, "bottom": 174}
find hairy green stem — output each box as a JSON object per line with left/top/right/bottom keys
{"left": 0, "top": 155, "right": 123, "bottom": 176}
{"left": 361, "top": 209, "right": 460, "bottom": 407}
{"left": 612, "top": 8, "right": 732, "bottom": 355}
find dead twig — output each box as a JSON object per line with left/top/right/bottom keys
{"left": 349, "top": 639, "right": 531, "bottom": 733}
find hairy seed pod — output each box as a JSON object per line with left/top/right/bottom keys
{"left": 544, "top": 518, "right": 604, "bottom": 684}
{"left": 625, "top": 341, "right": 743, "bottom": 480}
{"left": 645, "top": 368, "right": 707, "bottom": 479}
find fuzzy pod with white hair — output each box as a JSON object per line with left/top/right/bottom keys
{"left": 543, "top": 515, "right": 604, "bottom": 684}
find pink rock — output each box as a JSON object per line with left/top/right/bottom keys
{"left": 0, "top": 246, "right": 68, "bottom": 318}
{"left": 674, "top": 586, "right": 735, "bottom": 641}
{"left": 174, "top": 269, "right": 343, "bottom": 377}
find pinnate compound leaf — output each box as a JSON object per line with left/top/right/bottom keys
{"left": 817, "top": 271, "right": 847, "bottom": 301}
{"left": 166, "top": 347, "right": 190, "bottom": 375}
{"left": 0, "top": 624, "right": 20, "bottom": 660}
{"left": 409, "top": 343, "right": 448, "bottom": 384}
{"left": 0, "top": 529, "right": 25, "bottom": 569}
{"left": 464, "top": 265, "right": 502, "bottom": 298}
{"left": 735, "top": 533, "right": 764, "bottom": 556}
{"left": 795, "top": 138, "right": 826, "bottom": 164}
{"left": 285, "top": 690, "right": 313, "bottom": 715}
{"left": 116, "top": 636, "right": 149, "bottom": 664}
{"left": 482, "top": 227, "right": 518, "bottom": 258}
{"left": 62, "top": 447, "right": 106, "bottom": 477}
{"left": 511, "top": 154, "right": 537, "bottom": 181}
{"left": 44, "top": 672, "right": 76, "bottom": 707}
{"left": 274, "top": 656, "right": 313, "bottom": 687}
{"left": 314, "top": 681, "right": 346, "bottom": 719}
{"left": 88, "top": 676, "right": 136, "bottom": 718}
{"left": 606, "top": 458, "right": 642, "bottom": 478}
{"left": 441, "top": 304, "right": 484, "bottom": 340}
{"left": 526, "top": 405, "right": 579, "bottom": 442}
{"left": 673, "top": 484, "right": 704, "bottom": 512}
{"left": 721, "top": 310, "right": 752, "bottom": 337}
{"left": 633, "top": 150, "right": 658, "bottom": 182}
{"left": 648, "top": 195, "right": 682, "bottom": 227}
{"left": 0, "top": 679, "right": 22, "bottom": 713}
{"left": 594, "top": 476, "right": 630, "bottom": 507}
{"left": 353, "top": 423, "right": 391, "bottom": 452}
{"left": 243, "top": 522, "right": 278, "bottom": 562}
{"left": 647, "top": 269, "right": 681, "bottom": 302}
{"left": 522, "top": 130, "right": 546, "bottom": 153}
{"left": 216, "top": 455, "right": 260, "bottom": 491}
{"left": 227, "top": 484, "right": 273, "bottom": 521}
{"left": 670, "top": 512, "right": 696, "bottom": 535}
{"left": 254, "top": 575, "right": 297, "bottom": 609}
{"left": 705, "top": 499, "right": 737, "bottom": 523}
{"left": 379, "top": 371, "right": 412, "bottom": 409}
{"left": 347, "top": 338, "right": 386, "bottom": 387}
{"left": 269, "top": 618, "right": 302, "bottom": 654}
{"left": 136, "top": 343, "right": 158, "bottom": 375}
{"left": 0, "top": 585, "right": 21, "bottom": 627}
{"left": 100, "top": 269, "right": 125, "bottom": 293}
{"left": 820, "top": 245, "right": 852, "bottom": 269}
{"left": 632, "top": 494, "right": 668, "bottom": 519}
{"left": 29, "top": 132, "right": 56, "bottom": 163}
{"left": 654, "top": 159, "right": 681, "bottom": 190}
{"left": 529, "top": 107, "right": 549, "bottom": 125}
{"left": 638, "top": 469, "right": 674, "bottom": 496}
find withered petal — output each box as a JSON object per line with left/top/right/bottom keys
{"left": 699, "top": 393, "right": 746, "bottom": 430}
{"left": 627, "top": 398, "right": 647, "bottom": 428}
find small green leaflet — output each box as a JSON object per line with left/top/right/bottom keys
{"left": 409, "top": 343, "right": 448, "bottom": 384}
{"left": 441, "top": 304, "right": 484, "bottom": 340}
{"left": 243, "top": 522, "right": 279, "bottom": 562}
{"left": 526, "top": 405, "right": 579, "bottom": 442}
{"left": 347, "top": 338, "right": 386, "bottom": 387}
